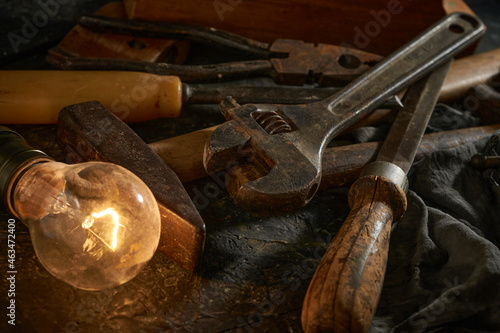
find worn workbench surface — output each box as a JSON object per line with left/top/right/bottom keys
{"left": 1, "top": 1, "right": 500, "bottom": 332}
{"left": 2, "top": 113, "right": 353, "bottom": 333}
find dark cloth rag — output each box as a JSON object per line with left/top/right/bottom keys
{"left": 370, "top": 131, "right": 500, "bottom": 332}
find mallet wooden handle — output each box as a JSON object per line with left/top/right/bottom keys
{"left": 151, "top": 123, "right": 500, "bottom": 184}
{"left": 301, "top": 175, "right": 407, "bottom": 333}
{"left": 0, "top": 70, "right": 182, "bottom": 123}
{"left": 149, "top": 125, "right": 217, "bottom": 182}
{"left": 440, "top": 48, "right": 500, "bottom": 103}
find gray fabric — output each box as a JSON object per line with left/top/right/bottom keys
{"left": 370, "top": 133, "right": 500, "bottom": 332}
{"left": 425, "top": 104, "right": 480, "bottom": 133}
{"left": 349, "top": 103, "right": 480, "bottom": 145}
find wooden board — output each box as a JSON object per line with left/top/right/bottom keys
{"left": 123, "top": 0, "right": 476, "bottom": 56}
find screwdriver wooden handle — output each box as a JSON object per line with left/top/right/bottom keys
{"left": 301, "top": 175, "right": 406, "bottom": 333}
{"left": 0, "top": 70, "right": 182, "bottom": 123}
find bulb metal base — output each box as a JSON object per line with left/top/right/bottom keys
{"left": 0, "top": 126, "right": 53, "bottom": 216}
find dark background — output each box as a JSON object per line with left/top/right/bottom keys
{"left": 0, "top": 1, "right": 499, "bottom": 332}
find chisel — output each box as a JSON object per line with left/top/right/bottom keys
{"left": 301, "top": 61, "right": 452, "bottom": 333}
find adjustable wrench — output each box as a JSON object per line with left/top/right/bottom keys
{"left": 203, "top": 13, "right": 485, "bottom": 213}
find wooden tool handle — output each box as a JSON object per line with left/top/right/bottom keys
{"left": 440, "top": 48, "right": 500, "bottom": 103}
{"left": 149, "top": 125, "right": 217, "bottom": 182}
{"left": 0, "top": 70, "right": 182, "bottom": 124}
{"left": 302, "top": 176, "right": 407, "bottom": 333}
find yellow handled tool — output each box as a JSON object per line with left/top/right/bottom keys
{"left": 0, "top": 70, "right": 182, "bottom": 123}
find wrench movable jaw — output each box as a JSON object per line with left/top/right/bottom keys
{"left": 203, "top": 120, "right": 253, "bottom": 174}
{"left": 204, "top": 101, "right": 324, "bottom": 213}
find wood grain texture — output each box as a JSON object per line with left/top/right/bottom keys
{"left": 123, "top": 0, "right": 476, "bottom": 56}
{"left": 302, "top": 175, "right": 407, "bottom": 333}
{"left": 0, "top": 71, "right": 183, "bottom": 124}
{"left": 320, "top": 123, "right": 500, "bottom": 190}
{"left": 57, "top": 101, "right": 206, "bottom": 272}
{"left": 149, "top": 125, "right": 218, "bottom": 182}
{"left": 440, "top": 48, "right": 500, "bottom": 102}
{"left": 148, "top": 123, "right": 500, "bottom": 186}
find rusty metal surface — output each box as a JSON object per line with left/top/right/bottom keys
{"left": 375, "top": 62, "right": 452, "bottom": 173}
{"left": 204, "top": 13, "right": 485, "bottom": 215}
{"left": 47, "top": 14, "right": 384, "bottom": 85}
{"left": 57, "top": 101, "right": 205, "bottom": 272}
{"left": 269, "top": 39, "right": 381, "bottom": 86}
{"left": 182, "top": 85, "right": 402, "bottom": 108}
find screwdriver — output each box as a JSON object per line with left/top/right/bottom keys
{"left": 0, "top": 70, "right": 401, "bottom": 124}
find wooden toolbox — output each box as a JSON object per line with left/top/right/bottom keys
{"left": 122, "top": 0, "right": 477, "bottom": 56}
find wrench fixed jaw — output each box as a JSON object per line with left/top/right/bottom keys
{"left": 203, "top": 101, "right": 326, "bottom": 214}
{"left": 202, "top": 119, "right": 254, "bottom": 174}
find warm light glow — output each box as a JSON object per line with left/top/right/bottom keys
{"left": 12, "top": 161, "right": 161, "bottom": 290}
{"left": 81, "top": 208, "right": 122, "bottom": 250}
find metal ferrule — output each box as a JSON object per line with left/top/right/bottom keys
{"left": 0, "top": 126, "right": 53, "bottom": 215}
{"left": 360, "top": 161, "right": 409, "bottom": 194}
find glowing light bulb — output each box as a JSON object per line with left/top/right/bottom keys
{"left": 0, "top": 127, "right": 161, "bottom": 290}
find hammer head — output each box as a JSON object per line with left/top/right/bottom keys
{"left": 203, "top": 98, "right": 323, "bottom": 214}
{"left": 57, "top": 101, "right": 205, "bottom": 272}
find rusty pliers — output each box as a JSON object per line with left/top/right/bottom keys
{"left": 47, "top": 15, "right": 382, "bottom": 86}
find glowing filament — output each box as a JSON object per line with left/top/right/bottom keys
{"left": 81, "top": 208, "right": 121, "bottom": 250}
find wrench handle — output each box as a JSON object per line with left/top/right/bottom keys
{"left": 302, "top": 175, "right": 407, "bottom": 333}
{"left": 320, "top": 13, "right": 484, "bottom": 136}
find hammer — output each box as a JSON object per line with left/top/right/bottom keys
{"left": 57, "top": 101, "right": 205, "bottom": 272}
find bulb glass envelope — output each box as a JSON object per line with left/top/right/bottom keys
{"left": 12, "top": 161, "right": 161, "bottom": 291}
